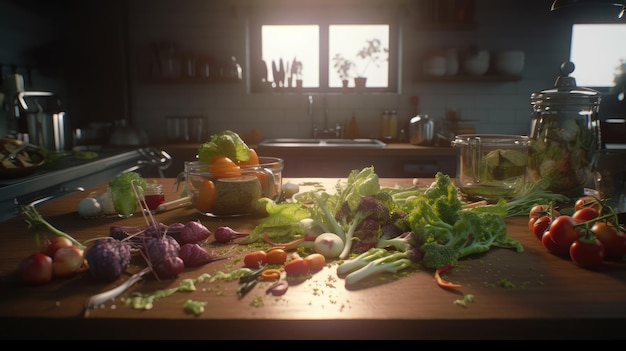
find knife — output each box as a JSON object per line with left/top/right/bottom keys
{"left": 84, "top": 266, "right": 152, "bottom": 317}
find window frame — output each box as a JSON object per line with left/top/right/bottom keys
{"left": 247, "top": 8, "right": 400, "bottom": 94}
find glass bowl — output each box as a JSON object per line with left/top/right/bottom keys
{"left": 452, "top": 134, "right": 529, "bottom": 201}
{"left": 183, "top": 156, "right": 283, "bottom": 217}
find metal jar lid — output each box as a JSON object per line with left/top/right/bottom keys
{"left": 530, "top": 61, "right": 601, "bottom": 108}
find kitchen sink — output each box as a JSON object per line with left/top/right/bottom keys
{"left": 259, "top": 138, "right": 386, "bottom": 149}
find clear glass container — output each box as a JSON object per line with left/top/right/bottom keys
{"left": 452, "top": 134, "right": 529, "bottom": 201}
{"left": 144, "top": 183, "right": 165, "bottom": 213}
{"left": 528, "top": 61, "right": 602, "bottom": 198}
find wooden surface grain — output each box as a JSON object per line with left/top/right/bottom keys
{"left": 1, "top": 177, "right": 626, "bottom": 340}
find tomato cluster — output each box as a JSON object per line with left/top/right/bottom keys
{"left": 528, "top": 197, "right": 626, "bottom": 268}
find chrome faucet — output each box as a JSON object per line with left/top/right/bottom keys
{"left": 311, "top": 95, "right": 340, "bottom": 138}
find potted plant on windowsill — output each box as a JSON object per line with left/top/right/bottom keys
{"left": 354, "top": 38, "right": 389, "bottom": 90}
{"left": 332, "top": 54, "right": 355, "bottom": 89}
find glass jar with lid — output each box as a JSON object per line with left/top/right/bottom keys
{"left": 528, "top": 61, "right": 602, "bottom": 198}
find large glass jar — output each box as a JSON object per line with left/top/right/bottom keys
{"left": 528, "top": 61, "right": 601, "bottom": 198}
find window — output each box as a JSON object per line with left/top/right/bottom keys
{"left": 248, "top": 6, "right": 399, "bottom": 94}
{"left": 570, "top": 23, "right": 626, "bottom": 90}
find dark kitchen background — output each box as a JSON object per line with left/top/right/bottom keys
{"left": 0, "top": 0, "right": 624, "bottom": 145}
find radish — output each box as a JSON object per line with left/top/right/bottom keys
{"left": 179, "top": 220, "right": 212, "bottom": 244}
{"left": 179, "top": 243, "right": 231, "bottom": 267}
{"left": 214, "top": 226, "right": 249, "bottom": 243}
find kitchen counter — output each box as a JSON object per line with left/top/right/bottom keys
{"left": 158, "top": 142, "right": 458, "bottom": 178}
{"left": 1, "top": 177, "right": 625, "bottom": 340}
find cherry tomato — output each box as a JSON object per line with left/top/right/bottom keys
{"left": 569, "top": 235, "right": 605, "bottom": 268}
{"left": 195, "top": 180, "right": 216, "bottom": 213}
{"left": 209, "top": 156, "right": 241, "bottom": 179}
{"left": 243, "top": 250, "right": 267, "bottom": 268}
{"left": 541, "top": 230, "right": 570, "bottom": 256}
{"left": 591, "top": 222, "right": 626, "bottom": 259}
{"left": 549, "top": 215, "right": 580, "bottom": 247}
{"left": 529, "top": 204, "right": 560, "bottom": 220}
{"left": 304, "top": 253, "right": 326, "bottom": 271}
{"left": 265, "top": 248, "right": 287, "bottom": 265}
{"left": 528, "top": 217, "right": 537, "bottom": 231}
{"left": 532, "top": 215, "right": 551, "bottom": 240}
{"left": 237, "top": 148, "right": 260, "bottom": 167}
{"left": 284, "top": 257, "right": 310, "bottom": 277}
{"left": 572, "top": 207, "right": 600, "bottom": 222}
{"left": 575, "top": 196, "right": 600, "bottom": 212}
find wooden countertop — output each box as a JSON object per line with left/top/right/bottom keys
{"left": 1, "top": 178, "right": 626, "bottom": 340}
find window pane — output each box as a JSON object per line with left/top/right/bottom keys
{"left": 329, "top": 25, "right": 389, "bottom": 88}
{"left": 262, "top": 25, "right": 319, "bottom": 88}
{"left": 570, "top": 24, "right": 626, "bottom": 88}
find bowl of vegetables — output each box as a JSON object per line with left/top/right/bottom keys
{"left": 183, "top": 130, "right": 283, "bottom": 217}
{"left": 452, "top": 134, "right": 529, "bottom": 201}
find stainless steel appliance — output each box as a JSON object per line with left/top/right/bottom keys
{"left": 0, "top": 147, "right": 172, "bottom": 222}
{"left": 13, "top": 91, "right": 72, "bottom": 152}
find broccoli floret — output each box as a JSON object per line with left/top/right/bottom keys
{"left": 420, "top": 241, "right": 458, "bottom": 269}
{"left": 338, "top": 196, "right": 390, "bottom": 259}
{"left": 404, "top": 194, "right": 523, "bottom": 270}
{"left": 351, "top": 217, "right": 382, "bottom": 254}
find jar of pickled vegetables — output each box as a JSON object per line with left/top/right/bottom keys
{"left": 528, "top": 61, "right": 602, "bottom": 198}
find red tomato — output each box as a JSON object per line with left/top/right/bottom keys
{"left": 209, "top": 156, "right": 241, "bottom": 179}
{"left": 304, "top": 253, "right": 326, "bottom": 271}
{"left": 528, "top": 217, "right": 537, "bottom": 231}
{"left": 265, "top": 248, "right": 287, "bottom": 265}
{"left": 284, "top": 257, "right": 310, "bottom": 277}
{"left": 243, "top": 250, "right": 267, "bottom": 268}
{"left": 541, "top": 231, "right": 570, "bottom": 256}
{"left": 529, "top": 205, "right": 560, "bottom": 219}
{"left": 591, "top": 222, "right": 626, "bottom": 259}
{"left": 549, "top": 215, "right": 580, "bottom": 247}
{"left": 572, "top": 207, "right": 599, "bottom": 222}
{"left": 575, "top": 196, "right": 601, "bottom": 212}
{"left": 569, "top": 235, "right": 605, "bottom": 268}
{"left": 532, "top": 216, "right": 551, "bottom": 240}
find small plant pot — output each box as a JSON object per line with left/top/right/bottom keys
{"left": 354, "top": 77, "right": 367, "bottom": 91}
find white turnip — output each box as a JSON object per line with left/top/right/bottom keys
{"left": 179, "top": 243, "right": 230, "bottom": 267}
{"left": 314, "top": 233, "right": 344, "bottom": 258}
{"left": 213, "top": 226, "right": 249, "bottom": 243}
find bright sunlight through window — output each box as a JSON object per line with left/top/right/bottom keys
{"left": 570, "top": 24, "right": 626, "bottom": 88}
{"left": 260, "top": 24, "right": 390, "bottom": 90}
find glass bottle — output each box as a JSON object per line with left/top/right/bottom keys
{"left": 528, "top": 61, "right": 601, "bottom": 198}
{"left": 144, "top": 183, "right": 165, "bottom": 213}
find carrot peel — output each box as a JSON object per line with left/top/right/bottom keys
{"left": 434, "top": 265, "right": 462, "bottom": 290}
{"left": 263, "top": 233, "right": 305, "bottom": 250}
